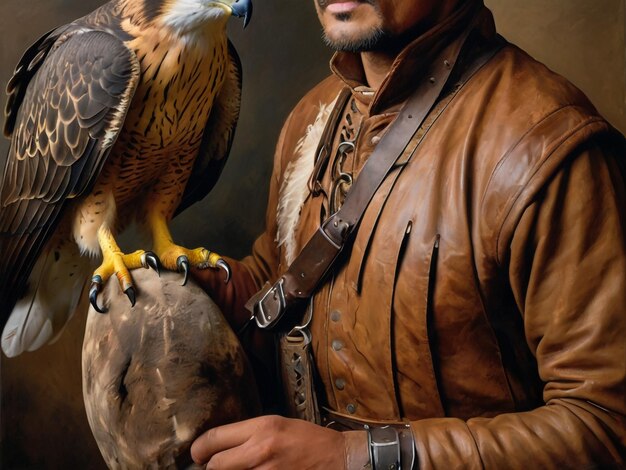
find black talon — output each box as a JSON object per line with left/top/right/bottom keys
{"left": 177, "top": 256, "right": 190, "bottom": 286}
{"left": 89, "top": 275, "right": 108, "bottom": 314}
{"left": 125, "top": 286, "right": 136, "bottom": 307}
{"left": 143, "top": 251, "right": 161, "bottom": 276}
{"left": 216, "top": 259, "right": 231, "bottom": 284}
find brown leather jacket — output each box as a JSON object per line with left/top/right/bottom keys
{"left": 194, "top": 1, "right": 626, "bottom": 467}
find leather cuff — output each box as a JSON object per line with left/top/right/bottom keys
{"left": 368, "top": 424, "right": 415, "bottom": 470}
{"left": 324, "top": 411, "right": 416, "bottom": 469}
{"left": 344, "top": 430, "right": 372, "bottom": 470}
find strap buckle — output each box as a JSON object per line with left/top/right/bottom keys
{"left": 320, "top": 215, "right": 350, "bottom": 248}
{"left": 369, "top": 426, "right": 401, "bottom": 470}
{"left": 254, "top": 278, "right": 287, "bottom": 329}
{"left": 287, "top": 299, "right": 314, "bottom": 338}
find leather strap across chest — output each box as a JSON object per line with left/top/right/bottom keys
{"left": 247, "top": 32, "right": 506, "bottom": 330}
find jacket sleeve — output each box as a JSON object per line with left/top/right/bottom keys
{"left": 409, "top": 134, "right": 626, "bottom": 468}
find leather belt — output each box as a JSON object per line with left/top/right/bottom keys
{"left": 246, "top": 31, "right": 506, "bottom": 330}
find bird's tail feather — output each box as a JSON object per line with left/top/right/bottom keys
{"left": 1, "top": 241, "right": 91, "bottom": 357}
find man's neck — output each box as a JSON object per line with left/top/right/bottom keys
{"left": 359, "top": 0, "right": 465, "bottom": 90}
{"left": 361, "top": 51, "right": 397, "bottom": 90}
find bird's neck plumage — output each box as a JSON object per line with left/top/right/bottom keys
{"left": 114, "top": 0, "right": 230, "bottom": 148}
{"left": 118, "top": 0, "right": 229, "bottom": 53}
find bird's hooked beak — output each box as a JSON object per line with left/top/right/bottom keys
{"left": 230, "top": 0, "right": 253, "bottom": 28}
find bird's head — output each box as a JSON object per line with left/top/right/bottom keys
{"left": 146, "top": 0, "right": 253, "bottom": 36}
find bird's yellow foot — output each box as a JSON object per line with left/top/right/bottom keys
{"left": 156, "top": 246, "right": 230, "bottom": 286}
{"left": 89, "top": 250, "right": 160, "bottom": 313}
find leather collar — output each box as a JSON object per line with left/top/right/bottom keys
{"left": 329, "top": 0, "right": 495, "bottom": 114}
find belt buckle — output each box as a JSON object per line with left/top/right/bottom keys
{"left": 254, "top": 278, "right": 286, "bottom": 329}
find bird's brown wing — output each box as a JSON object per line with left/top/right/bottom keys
{"left": 0, "top": 29, "right": 140, "bottom": 324}
{"left": 174, "top": 40, "right": 242, "bottom": 216}
{"left": 4, "top": 25, "right": 71, "bottom": 138}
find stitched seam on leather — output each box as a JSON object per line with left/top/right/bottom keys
{"left": 495, "top": 115, "right": 606, "bottom": 265}
{"left": 480, "top": 104, "right": 571, "bottom": 211}
{"left": 488, "top": 107, "right": 605, "bottom": 265}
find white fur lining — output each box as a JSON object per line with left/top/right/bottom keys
{"left": 276, "top": 94, "right": 339, "bottom": 265}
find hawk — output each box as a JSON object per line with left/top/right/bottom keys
{"left": 0, "top": 0, "right": 252, "bottom": 357}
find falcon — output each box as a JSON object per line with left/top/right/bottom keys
{"left": 0, "top": 0, "right": 252, "bottom": 357}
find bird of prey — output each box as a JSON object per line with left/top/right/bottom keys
{"left": 0, "top": 0, "right": 252, "bottom": 357}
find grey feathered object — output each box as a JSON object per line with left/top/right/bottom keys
{"left": 82, "top": 269, "right": 260, "bottom": 468}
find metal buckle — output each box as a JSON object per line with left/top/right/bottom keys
{"left": 329, "top": 140, "right": 355, "bottom": 215}
{"left": 286, "top": 299, "right": 313, "bottom": 339}
{"left": 320, "top": 215, "right": 351, "bottom": 249}
{"left": 319, "top": 218, "right": 343, "bottom": 250}
{"left": 254, "top": 278, "right": 286, "bottom": 329}
{"left": 369, "top": 426, "right": 401, "bottom": 470}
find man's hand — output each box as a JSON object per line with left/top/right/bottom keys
{"left": 190, "top": 415, "right": 348, "bottom": 469}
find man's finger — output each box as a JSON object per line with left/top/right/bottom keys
{"left": 205, "top": 442, "right": 267, "bottom": 470}
{"left": 191, "top": 420, "right": 253, "bottom": 464}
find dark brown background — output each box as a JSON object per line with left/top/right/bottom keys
{"left": 0, "top": 0, "right": 624, "bottom": 467}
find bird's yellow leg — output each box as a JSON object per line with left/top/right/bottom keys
{"left": 89, "top": 226, "right": 160, "bottom": 313}
{"left": 149, "top": 212, "right": 229, "bottom": 284}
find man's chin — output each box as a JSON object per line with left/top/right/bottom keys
{"left": 322, "top": 27, "right": 387, "bottom": 53}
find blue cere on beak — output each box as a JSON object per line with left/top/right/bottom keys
{"left": 231, "top": 0, "right": 252, "bottom": 28}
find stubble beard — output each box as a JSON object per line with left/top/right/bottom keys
{"left": 322, "top": 23, "right": 388, "bottom": 53}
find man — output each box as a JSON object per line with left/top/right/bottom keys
{"left": 190, "top": 0, "right": 626, "bottom": 467}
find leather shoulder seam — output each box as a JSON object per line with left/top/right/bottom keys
{"left": 491, "top": 108, "right": 609, "bottom": 265}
